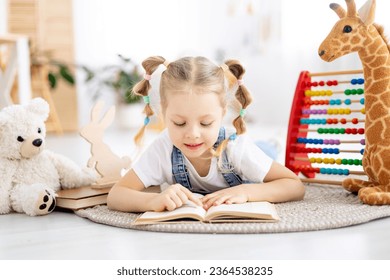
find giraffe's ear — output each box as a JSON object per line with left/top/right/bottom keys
{"left": 358, "top": 0, "right": 376, "bottom": 26}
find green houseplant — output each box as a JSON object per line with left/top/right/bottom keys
{"left": 34, "top": 52, "right": 142, "bottom": 104}
{"left": 81, "top": 54, "right": 144, "bottom": 128}
{"left": 30, "top": 48, "right": 75, "bottom": 90}
{"left": 81, "top": 54, "right": 142, "bottom": 105}
{"left": 34, "top": 52, "right": 144, "bottom": 128}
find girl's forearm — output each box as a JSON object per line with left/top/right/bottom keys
{"left": 244, "top": 178, "right": 305, "bottom": 203}
{"left": 107, "top": 185, "right": 158, "bottom": 212}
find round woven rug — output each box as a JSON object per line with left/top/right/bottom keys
{"left": 75, "top": 185, "right": 390, "bottom": 234}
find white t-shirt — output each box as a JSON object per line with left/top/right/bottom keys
{"left": 133, "top": 129, "right": 273, "bottom": 193}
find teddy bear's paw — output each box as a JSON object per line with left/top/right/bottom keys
{"left": 35, "top": 189, "right": 56, "bottom": 216}
{"left": 0, "top": 205, "right": 11, "bottom": 215}
{"left": 25, "top": 188, "right": 56, "bottom": 216}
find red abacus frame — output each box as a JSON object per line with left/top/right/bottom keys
{"left": 285, "top": 70, "right": 367, "bottom": 185}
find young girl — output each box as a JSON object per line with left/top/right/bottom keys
{"left": 107, "top": 56, "right": 304, "bottom": 212}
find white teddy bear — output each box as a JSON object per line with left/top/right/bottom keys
{"left": 0, "top": 98, "right": 96, "bottom": 216}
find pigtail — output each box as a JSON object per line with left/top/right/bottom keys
{"left": 225, "top": 59, "right": 252, "bottom": 136}
{"left": 213, "top": 60, "right": 252, "bottom": 170}
{"left": 213, "top": 137, "right": 229, "bottom": 160}
{"left": 133, "top": 56, "right": 168, "bottom": 146}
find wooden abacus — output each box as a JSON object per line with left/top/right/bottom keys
{"left": 285, "top": 70, "right": 368, "bottom": 185}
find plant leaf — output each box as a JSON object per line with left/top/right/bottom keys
{"left": 118, "top": 54, "right": 131, "bottom": 62}
{"left": 59, "top": 66, "right": 75, "bottom": 85}
{"left": 48, "top": 72, "right": 57, "bottom": 89}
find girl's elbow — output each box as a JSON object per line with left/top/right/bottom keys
{"left": 292, "top": 179, "right": 305, "bottom": 201}
{"left": 106, "top": 191, "right": 115, "bottom": 210}
{"left": 107, "top": 187, "right": 121, "bottom": 210}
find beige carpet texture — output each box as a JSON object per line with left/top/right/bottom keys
{"left": 75, "top": 185, "right": 390, "bottom": 234}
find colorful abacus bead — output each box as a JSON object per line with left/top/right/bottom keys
{"left": 344, "top": 88, "right": 364, "bottom": 95}
{"left": 318, "top": 128, "right": 345, "bottom": 134}
{"left": 320, "top": 168, "right": 349, "bottom": 175}
{"left": 300, "top": 118, "right": 327, "bottom": 125}
{"left": 297, "top": 138, "right": 344, "bottom": 145}
{"left": 297, "top": 138, "right": 323, "bottom": 144}
{"left": 323, "top": 139, "right": 341, "bottom": 145}
{"left": 317, "top": 128, "right": 364, "bottom": 134}
{"left": 351, "top": 78, "right": 364, "bottom": 85}
{"left": 326, "top": 80, "right": 338, "bottom": 86}
{"left": 309, "top": 157, "right": 361, "bottom": 165}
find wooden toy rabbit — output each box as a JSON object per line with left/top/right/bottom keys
{"left": 80, "top": 101, "right": 131, "bottom": 185}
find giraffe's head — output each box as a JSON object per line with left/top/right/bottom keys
{"left": 318, "top": 0, "right": 376, "bottom": 62}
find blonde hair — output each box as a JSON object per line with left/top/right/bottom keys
{"left": 132, "top": 56, "right": 252, "bottom": 158}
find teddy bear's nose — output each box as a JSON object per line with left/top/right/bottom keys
{"left": 33, "top": 139, "right": 42, "bottom": 147}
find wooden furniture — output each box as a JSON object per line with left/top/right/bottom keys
{"left": 8, "top": 0, "right": 78, "bottom": 132}
{"left": 0, "top": 34, "right": 32, "bottom": 108}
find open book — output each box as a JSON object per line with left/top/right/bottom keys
{"left": 55, "top": 183, "right": 114, "bottom": 210}
{"left": 133, "top": 200, "right": 279, "bottom": 225}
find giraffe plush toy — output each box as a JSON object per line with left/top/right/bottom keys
{"left": 318, "top": 0, "right": 390, "bottom": 205}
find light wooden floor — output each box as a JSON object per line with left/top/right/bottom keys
{"left": 1, "top": 127, "right": 390, "bottom": 260}
{"left": 1, "top": 210, "right": 390, "bottom": 259}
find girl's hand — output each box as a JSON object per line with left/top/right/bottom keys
{"left": 201, "top": 186, "right": 249, "bottom": 210}
{"left": 148, "top": 184, "right": 203, "bottom": 212}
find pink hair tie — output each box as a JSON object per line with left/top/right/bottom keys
{"left": 237, "top": 79, "right": 243, "bottom": 86}
{"left": 144, "top": 73, "right": 152, "bottom": 81}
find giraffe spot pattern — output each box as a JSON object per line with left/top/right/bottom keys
{"left": 368, "top": 38, "right": 382, "bottom": 53}
{"left": 365, "top": 55, "right": 376, "bottom": 64}
{"left": 369, "top": 55, "right": 387, "bottom": 68}
{"left": 373, "top": 67, "right": 388, "bottom": 81}
{"left": 369, "top": 103, "right": 387, "bottom": 119}
{"left": 332, "top": 39, "right": 342, "bottom": 46}
{"left": 366, "top": 125, "right": 383, "bottom": 144}
{"left": 351, "top": 35, "right": 361, "bottom": 44}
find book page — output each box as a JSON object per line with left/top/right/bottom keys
{"left": 204, "top": 201, "right": 279, "bottom": 221}
{"left": 134, "top": 200, "right": 207, "bottom": 225}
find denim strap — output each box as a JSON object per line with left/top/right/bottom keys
{"left": 220, "top": 151, "right": 244, "bottom": 187}
{"left": 171, "top": 127, "right": 244, "bottom": 190}
{"left": 213, "top": 127, "right": 226, "bottom": 149}
{"left": 171, "top": 145, "right": 193, "bottom": 190}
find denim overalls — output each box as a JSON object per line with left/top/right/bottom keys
{"left": 171, "top": 127, "right": 245, "bottom": 194}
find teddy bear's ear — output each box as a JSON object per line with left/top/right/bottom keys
{"left": 27, "top": 98, "right": 50, "bottom": 121}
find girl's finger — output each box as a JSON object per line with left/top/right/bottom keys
{"left": 169, "top": 193, "right": 183, "bottom": 209}
{"left": 213, "top": 195, "right": 232, "bottom": 206}
{"left": 181, "top": 187, "right": 203, "bottom": 207}
{"left": 201, "top": 192, "right": 220, "bottom": 204}
{"left": 203, "top": 195, "right": 224, "bottom": 209}
{"left": 164, "top": 198, "right": 177, "bottom": 211}
{"left": 176, "top": 189, "right": 189, "bottom": 204}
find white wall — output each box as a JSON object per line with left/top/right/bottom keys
{"left": 2, "top": 0, "right": 389, "bottom": 128}
{"left": 73, "top": 0, "right": 288, "bottom": 125}
{"left": 73, "top": 0, "right": 390, "bottom": 128}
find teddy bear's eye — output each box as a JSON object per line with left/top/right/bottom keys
{"left": 38, "top": 128, "right": 41, "bottom": 133}
{"left": 17, "top": 136, "right": 24, "bottom": 142}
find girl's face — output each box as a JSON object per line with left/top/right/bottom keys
{"left": 164, "top": 91, "right": 225, "bottom": 160}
